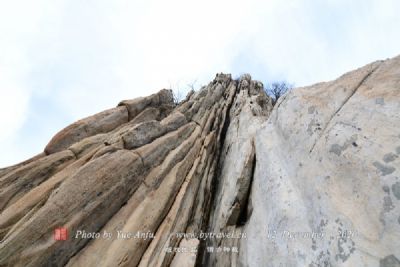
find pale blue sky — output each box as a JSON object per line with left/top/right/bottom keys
{"left": 0, "top": 0, "right": 399, "bottom": 167}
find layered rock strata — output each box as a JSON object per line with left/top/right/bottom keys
{"left": 0, "top": 73, "right": 272, "bottom": 267}
{"left": 0, "top": 55, "right": 400, "bottom": 267}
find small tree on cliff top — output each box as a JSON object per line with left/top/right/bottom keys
{"left": 265, "top": 81, "right": 293, "bottom": 106}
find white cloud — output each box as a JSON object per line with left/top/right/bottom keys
{"left": 228, "top": 0, "right": 400, "bottom": 85}
{"left": 0, "top": 0, "right": 400, "bottom": 167}
{"left": 0, "top": 1, "right": 51, "bottom": 166}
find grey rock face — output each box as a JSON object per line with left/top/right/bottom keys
{"left": 0, "top": 55, "right": 399, "bottom": 267}
{"left": 241, "top": 56, "right": 400, "bottom": 267}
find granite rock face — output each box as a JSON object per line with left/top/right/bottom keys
{"left": 0, "top": 55, "right": 399, "bottom": 267}
{"left": 240, "top": 56, "right": 400, "bottom": 267}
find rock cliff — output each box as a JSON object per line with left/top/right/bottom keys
{"left": 0, "top": 55, "right": 399, "bottom": 267}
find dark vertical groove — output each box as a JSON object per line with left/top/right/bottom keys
{"left": 237, "top": 152, "right": 256, "bottom": 226}
{"left": 195, "top": 81, "right": 237, "bottom": 267}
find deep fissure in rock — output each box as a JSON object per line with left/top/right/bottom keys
{"left": 237, "top": 152, "right": 256, "bottom": 226}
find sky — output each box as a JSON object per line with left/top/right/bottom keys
{"left": 0, "top": 0, "right": 399, "bottom": 167}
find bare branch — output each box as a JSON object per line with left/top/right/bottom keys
{"left": 264, "top": 81, "right": 293, "bottom": 106}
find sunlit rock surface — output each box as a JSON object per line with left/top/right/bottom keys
{"left": 241, "top": 56, "right": 400, "bottom": 267}
{"left": 0, "top": 55, "right": 399, "bottom": 267}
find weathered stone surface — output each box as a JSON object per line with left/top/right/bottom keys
{"left": 44, "top": 106, "right": 129, "bottom": 154}
{"left": 0, "top": 56, "right": 399, "bottom": 267}
{"left": 44, "top": 89, "right": 175, "bottom": 155}
{"left": 118, "top": 89, "right": 174, "bottom": 120}
{"left": 0, "top": 150, "right": 75, "bottom": 212}
{"left": 204, "top": 74, "right": 271, "bottom": 266}
{"left": 240, "top": 56, "right": 400, "bottom": 267}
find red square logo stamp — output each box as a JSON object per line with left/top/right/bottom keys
{"left": 54, "top": 227, "right": 68, "bottom": 241}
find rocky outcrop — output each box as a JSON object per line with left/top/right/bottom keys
{"left": 240, "top": 57, "right": 400, "bottom": 267}
{"left": 0, "top": 55, "right": 399, "bottom": 267}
